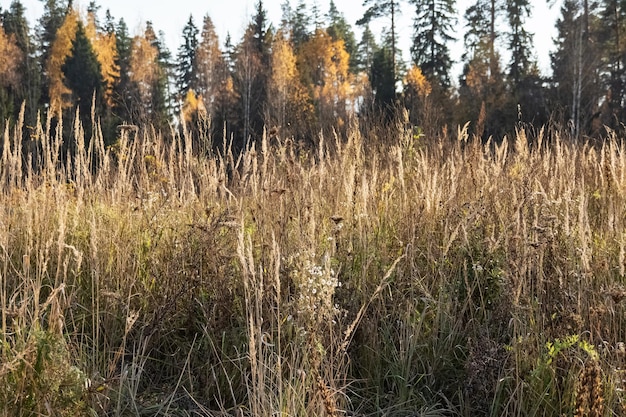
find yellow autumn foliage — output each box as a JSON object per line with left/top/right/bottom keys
{"left": 46, "top": 8, "right": 79, "bottom": 113}
{"left": 130, "top": 29, "right": 159, "bottom": 104}
{"left": 404, "top": 65, "right": 431, "bottom": 98}
{"left": 268, "top": 32, "right": 312, "bottom": 130}
{"left": 181, "top": 89, "right": 207, "bottom": 124}
{"left": 298, "top": 29, "right": 352, "bottom": 123}
{"left": 86, "top": 13, "right": 120, "bottom": 107}
{"left": 0, "top": 26, "right": 22, "bottom": 88}
{"left": 270, "top": 33, "right": 298, "bottom": 96}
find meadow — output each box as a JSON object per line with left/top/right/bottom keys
{"left": 1, "top": 107, "right": 625, "bottom": 416}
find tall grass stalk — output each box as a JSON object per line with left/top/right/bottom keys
{"left": 1, "top": 110, "right": 626, "bottom": 416}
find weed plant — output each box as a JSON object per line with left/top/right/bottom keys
{"left": 1, "top": 106, "right": 626, "bottom": 416}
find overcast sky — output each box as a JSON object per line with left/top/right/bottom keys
{"left": 8, "top": 0, "right": 560, "bottom": 81}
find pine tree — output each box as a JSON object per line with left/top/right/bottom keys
{"left": 410, "top": 0, "right": 456, "bottom": 89}
{"left": 357, "top": 0, "right": 405, "bottom": 87}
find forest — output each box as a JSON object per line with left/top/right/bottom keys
{"left": 1, "top": 0, "right": 626, "bottom": 416}
{"left": 0, "top": 0, "right": 623, "bottom": 145}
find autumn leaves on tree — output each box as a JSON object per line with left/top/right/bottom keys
{"left": 3, "top": 0, "right": 626, "bottom": 146}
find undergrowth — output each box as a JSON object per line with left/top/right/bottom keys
{"left": 1, "top": 108, "right": 626, "bottom": 416}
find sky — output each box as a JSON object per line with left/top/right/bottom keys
{"left": 7, "top": 0, "right": 561, "bottom": 82}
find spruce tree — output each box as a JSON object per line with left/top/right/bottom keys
{"left": 356, "top": 24, "right": 378, "bottom": 74}
{"left": 506, "top": 0, "right": 533, "bottom": 88}
{"left": 61, "top": 19, "right": 103, "bottom": 143}
{"left": 147, "top": 22, "right": 174, "bottom": 129}
{"left": 176, "top": 15, "right": 199, "bottom": 104}
{"left": 291, "top": 0, "right": 310, "bottom": 49}
{"left": 112, "top": 18, "right": 132, "bottom": 122}
{"left": 104, "top": 9, "right": 115, "bottom": 34}
{"left": 371, "top": 41, "right": 396, "bottom": 110}
{"left": 86, "top": 1, "right": 100, "bottom": 29}
{"left": 463, "top": 0, "right": 491, "bottom": 62}
{"left": 410, "top": 0, "right": 456, "bottom": 89}
{"left": 62, "top": 20, "right": 103, "bottom": 111}
{"left": 3, "top": 1, "right": 41, "bottom": 123}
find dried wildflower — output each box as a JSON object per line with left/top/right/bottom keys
{"left": 608, "top": 286, "right": 626, "bottom": 304}
{"left": 289, "top": 252, "right": 342, "bottom": 330}
{"left": 575, "top": 359, "right": 604, "bottom": 417}
{"left": 317, "top": 376, "right": 339, "bottom": 417}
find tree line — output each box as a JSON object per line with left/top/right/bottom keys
{"left": 0, "top": 0, "right": 623, "bottom": 148}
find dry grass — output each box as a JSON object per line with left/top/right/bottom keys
{"left": 1, "top": 106, "right": 626, "bottom": 416}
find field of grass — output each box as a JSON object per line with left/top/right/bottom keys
{"left": 1, "top": 108, "right": 625, "bottom": 416}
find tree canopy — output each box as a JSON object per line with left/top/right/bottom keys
{"left": 0, "top": 0, "right": 625, "bottom": 144}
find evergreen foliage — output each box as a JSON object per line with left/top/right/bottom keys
{"left": 61, "top": 20, "right": 103, "bottom": 117}
{"left": 2, "top": 0, "right": 626, "bottom": 144}
{"left": 410, "top": 0, "right": 456, "bottom": 89}
{"left": 505, "top": 0, "right": 533, "bottom": 88}
{"left": 176, "top": 15, "right": 199, "bottom": 104}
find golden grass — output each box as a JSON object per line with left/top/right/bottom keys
{"left": 1, "top": 107, "right": 626, "bottom": 416}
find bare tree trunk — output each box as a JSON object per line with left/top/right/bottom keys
{"left": 572, "top": 15, "right": 583, "bottom": 140}
{"left": 391, "top": 0, "right": 396, "bottom": 88}
{"left": 489, "top": 0, "right": 497, "bottom": 78}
